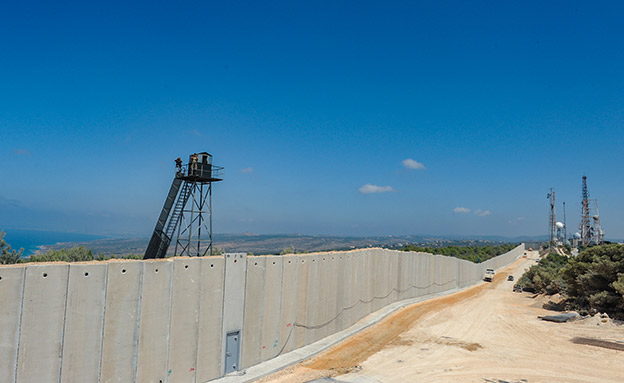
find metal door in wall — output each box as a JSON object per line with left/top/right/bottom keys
{"left": 225, "top": 331, "right": 240, "bottom": 374}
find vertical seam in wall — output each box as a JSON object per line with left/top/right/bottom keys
{"left": 13, "top": 266, "right": 26, "bottom": 383}
{"left": 164, "top": 261, "right": 175, "bottom": 383}
{"left": 190, "top": 260, "right": 202, "bottom": 383}
{"left": 274, "top": 258, "right": 283, "bottom": 359}
{"left": 97, "top": 263, "right": 109, "bottom": 383}
{"left": 288, "top": 257, "right": 297, "bottom": 352}
{"left": 240, "top": 255, "right": 249, "bottom": 369}
{"left": 58, "top": 264, "right": 71, "bottom": 383}
{"left": 192, "top": 261, "right": 200, "bottom": 383}
{"left": 132, "top": 263, "right": 145, "bottom": 383}
{"left": 219, "top": 257, "right": 229, "bottom": 375}
{"left": 218, "top": 257, "right": 226, "bottom": 376}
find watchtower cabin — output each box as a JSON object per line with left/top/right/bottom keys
{"left": 144, "top": 152, "right": 224, "bottom": 259}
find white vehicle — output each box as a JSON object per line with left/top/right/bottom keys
{"left": 483, "top": 268, "right": 495, "bottom": 282}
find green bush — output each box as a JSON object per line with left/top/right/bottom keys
{"left": 519, "top": 244, "right": 624, "bottom": 320}
{"left": 561, "top": 244, "right": 624, "bottom": 318}
{"left": 26, "top": 246, "right": 141, "bottom": 263}
{"left": 518, "top": 253, "right": 568, "bottom": 294}
{"left": 0, "top": 231, "right": 23, "bottom": 264}
{"left": 27, "top": 246, "right": 95, "bottom": 262}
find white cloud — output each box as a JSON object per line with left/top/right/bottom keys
{"left": 359, "top": 184, "right": 395, "bottom": 194}
{"left": 474, "top": 209, "right": 492, "bottom": 217}
{"left": 240, "top": 167, "right": 254, "bottom": 173}
{"left": 402, "top": 158, "right": 426, "bottom": 170}
{"left": 453, "top": 207, "right": 471, "bottom": 214}
{"left": 189, "top": 129, "right": 203, "bottom": 136}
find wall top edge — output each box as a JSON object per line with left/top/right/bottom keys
{"left": 0, "top": 243, "right": 524, "bottom": 269}
{"left": 0, "top": 254, "right": 227, "bottom": 269}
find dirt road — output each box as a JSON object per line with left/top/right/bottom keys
{"left": 260, "top": 252, "right": 624, "bottom": 383}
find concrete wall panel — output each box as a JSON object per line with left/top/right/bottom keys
{"left": 359, "top": 251, "right": 369, "bottom": 321}
{"left": 260, "top": 256, "right": 283, "bottom": 362}
{"left": 60, "top": 263, "right": 107, "bottom": 383}
{"left": 292, "top": 255, "right": 309, "bottom": 350}
{"left": 220, "top": 253, "right": 247, "bottom": 374}
{"left": 342, "top": 252, "right": 354, "bottom": 328}
{"left": 332, "top": 253, "right": 344, "bottom": 334}
{"left": 136, "top": 260, "right": 173, "bottom": 383}
{"left": 277, "top": 256, "right": 298, "bottom": 355}
{"left": 370, "top": 252, "right": 381, "bottom": 313}
{"left": 359, "top": 250, "right": 371, "bottom": 321}
{"left": 17, "top": 264, "right": 69, "bottom": 383}
{"left": 168, "top": 257, "right": 202, "bottom": 383}
{"left": 100, "top": 261, "right": 142, "bottom": 383}
{"left": 0, "top": 267, "right": 24, "bottom": 383}
{"left": 304, "top": 254, "right": 320, "bottom": 345}
{"left": 196, "top": 256, "right": 225, "bottom": 383}
{"left": 314, "top": 253, "right": 330, "bottom": 341}
{"left": 241, "top": 257, "right": 266, "bottom": 369}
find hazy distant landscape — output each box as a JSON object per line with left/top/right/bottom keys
{"left": 33, "top": 232, "right": 545, "bottom": 257}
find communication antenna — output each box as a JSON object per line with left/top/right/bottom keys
{"left": 563, "top": 201, "right": 567, "bottom": 244}
{"left": 579, "top": 176, "right": 591, "bottom": 246}
{"left": 547, "top": 188, "right": 556, "bottom": 251}
{"left": 144, "top": 152, "right": 224, "bottom": 259}
{"left": 578, "top": 176, "right": 605, "bottom": 246}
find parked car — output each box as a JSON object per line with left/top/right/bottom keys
{"left": 508, "top": 275, "right": 514, "bottom": 281}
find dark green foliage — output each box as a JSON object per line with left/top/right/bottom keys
{"left": 519, "top": 244, "right": 624, "bottom": 320}
{"left": 0, "top": 230, "right": 23, "bottom": 264}
{"left": 561, "top": 244, "right": 624, "bottom": 319}
{"left": 401, "top": 243, "right": 518, "bottom": 263}
{"left": 518, "top": 253, "right": 569, "bottom": 294}
{"left": 26, "top": 246, "right": 141, "bottom": 263}
{"left": 27, "top": 246, "right": 95, "bottom": 262}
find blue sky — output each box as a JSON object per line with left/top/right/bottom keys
{"left": 1, "top": 1, "right": 623, "bottom": 238}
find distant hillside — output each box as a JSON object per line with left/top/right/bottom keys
{"left": 37, "top": 233, "right": 520, "bottom": 257}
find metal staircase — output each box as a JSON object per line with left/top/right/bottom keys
{"left": 165, "top": 182, "right": 191, "bottom": 238}
{"left": 144, "top": 176, "right": 190, "bottom": 259}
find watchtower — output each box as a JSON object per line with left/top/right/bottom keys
{"left": 144, "top": 152, "right": 224, "bottom": 259}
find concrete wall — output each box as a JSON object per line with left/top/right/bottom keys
{"left": 0, "top": 244, "right": 523, "bottom": 383}
{"left": 236, "top": 244, "right": 525, "bottom": 370}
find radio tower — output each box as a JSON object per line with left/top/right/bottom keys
{"left": 579, "top": 176, "right": 605, "bottom": 246}
{"left": 563, "top": 201, "right": 567, "bottom": 244}
{"left": 547, "top": 188, "right": 556, "bottom": 251}
{"left": 579, "top": 176, "right": 591, "bottom": 246}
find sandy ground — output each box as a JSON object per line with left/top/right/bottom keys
{"left": 260, "top": 252, "right": 624, "bottom": 383}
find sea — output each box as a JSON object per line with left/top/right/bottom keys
{"left": 1, "top": 228, "right": 107, "bottom": 257}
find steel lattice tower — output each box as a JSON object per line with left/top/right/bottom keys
{"left": 547, "top": 188, "right": 556, "bottom": 251}
{"left": 579, "top": 176, "right": 591, "bottom": 246}
{"left": 562, "top": 201, "right": 567, "bottom": 244}
{"left": 578, "top": 176, "right": 605, "bottom": 246}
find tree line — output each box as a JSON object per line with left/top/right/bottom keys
{"left": 400, "top": 243, "right": 519, "bottom": 263}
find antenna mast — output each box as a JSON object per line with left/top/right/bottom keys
{"left": 563, "top": 201, "right": 567, "bottom": 244}
{"left": 579, "top": 176, "right": 591, "bottom": 246}
{"left": 547, "top": 188, "right": 556, "bottom": 252}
